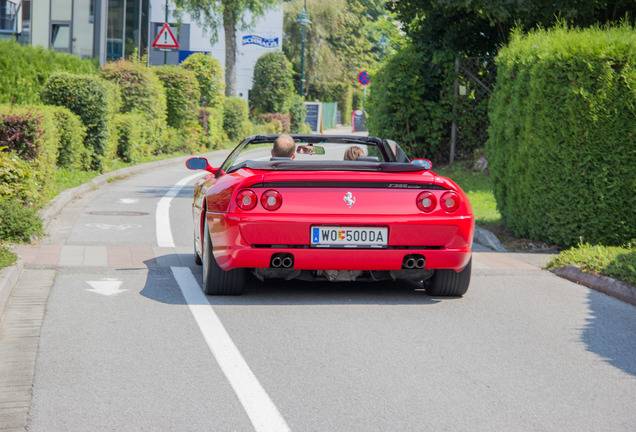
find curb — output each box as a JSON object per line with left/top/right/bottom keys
{"left": 473, "top": 227, "right": 636, "bottom": 307}
{"left": 552, "top": 265, "right": 636, "bottom": 307}
{"left": 0, "top": 257, "right": 24, "bottom": 319}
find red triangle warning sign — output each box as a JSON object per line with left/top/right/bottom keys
{"left": 152, "top": 23, "right": 179, "bottom": 49}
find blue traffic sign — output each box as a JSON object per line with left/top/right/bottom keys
{"left": 358, "top": 70, "right": 370, "bottom": 85}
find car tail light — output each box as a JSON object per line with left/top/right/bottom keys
{"left": 236, "top": 189, "right": 257, "bottom": 210}
{"left": 261, "top": 190, "right": 282, "bottom": 211}
{"left": 416, "top": 191, "right": 437, "bottom": 213}
{"left": 440, "top": 191, "right": 460, "bottom": 212}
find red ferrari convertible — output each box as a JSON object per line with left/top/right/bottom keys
{"left": 186, "top": 134, "right": 474, "bottom": 296}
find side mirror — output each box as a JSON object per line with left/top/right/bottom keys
{"left": 410, "top": 158, "right": 433, "bottom": 170}
{"left": 186, "top": 157, "right": 218, "bottom": 174}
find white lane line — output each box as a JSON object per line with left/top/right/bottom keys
{"left": 171, "top": 267, "right": 291, "bottom": 432}
{"left": 156, "top": 173, "right": 202, "bottom": 247}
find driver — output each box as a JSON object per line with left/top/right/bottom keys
{"left": 271, "top": 134, "right": 296, "bottom": 159}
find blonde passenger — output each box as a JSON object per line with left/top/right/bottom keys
{"left": 344, "top": 146, "right": 365, "bottom": 161}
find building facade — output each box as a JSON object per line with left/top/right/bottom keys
{"left": 0, "top": 0, "right": 283, "bottom": 99}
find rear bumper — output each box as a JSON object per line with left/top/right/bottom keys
{"left": 207, "top": 213, "right": 474, "bottom": 272}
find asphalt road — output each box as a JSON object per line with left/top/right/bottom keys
{"left": 2, "top": 150, "right": 636, "bottom": 431}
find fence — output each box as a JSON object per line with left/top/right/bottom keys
{"left": 450, "top": 56, "right": 496, "bottom": 163}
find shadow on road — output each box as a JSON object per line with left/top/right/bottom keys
{"left": 139, "top": 254, "right": 447, "bottom": 307}
{"left": 582, "top": 290, "right": 636, "bottom": 378}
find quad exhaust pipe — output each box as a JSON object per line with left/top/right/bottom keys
{"left": 403, "top": 254, "right": 425, "bottom": 269}
{"left": 271, "top": 253, "right": 294, "bottom": 268}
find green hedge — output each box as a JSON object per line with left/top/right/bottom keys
{"left": 223, "top": 97, "right": 252, "bottom": 142}
{"left": 0, "top": 106, "right": 59, "bottom": 203}
{"left": 154, "top": 66, "right": 200, "bottom": 129}
{"left": 0, "top": 39, "right": 97, "bottom": 106}
{"left": 487, "top": 23, "right": 636, "bottom": 247}
{"left": 250, "top": 51, "right": 295, "bottom": 115}
{"left": 199, "top": 106, "right": 226, "bottom": 150}
{"left": 289, "top": 94, "right": 307, "bottom": 133}
{"left": 100, "top": 60, "right": 167, "bottom": 151}
{"left": 48, "top": 106, "right": 91, "bottom": 170}
{"left": 0, "top": 197, "right": 44, "bottom": 242}
{"left": 366, "top": 45, "right": 454, "bottom": 161}
{"left": 180, "top": 53, "right": 225, "bottom": 108}
{"left": 40, "top": 73, "right": 113, "bottom": 170}
{"left": 113, "top": 113, "right": 148, "bottom": 162}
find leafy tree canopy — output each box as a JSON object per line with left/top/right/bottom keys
{"left": 283, "top": 0, "right": 404, "bottom": 94}
{"left": 390, "top": 0, "right": 635, "bottom": 56}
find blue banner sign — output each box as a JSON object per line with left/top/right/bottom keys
{"left": 242, "top": 35, "right": 279, "bottom": 48}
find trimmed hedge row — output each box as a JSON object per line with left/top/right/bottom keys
{"left": 181, "top": 53, "right": 225, "bottom": 108}
{"left": 100, "top": 60, "right": 168, "bottom": 151}
{"left": 40, "top": 73, "right": 115, "bottom": 170}
{"left": 487, "top": 24, "right": 636, "bottom": 247}
{"left": 154, "top": 66, "right": 200, "bottom": 129}
{"left": 0, "top": 39, "right": 97, "bottom": 105}
{"left": 0, "top": 106, "right": 60, "bottom": 203}
{"left": 223, "top": 97, "right": 252, "bottom": 142}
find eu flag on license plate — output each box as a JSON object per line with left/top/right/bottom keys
{"left": 312, "top": 227, "right": 319, "bottom": 243}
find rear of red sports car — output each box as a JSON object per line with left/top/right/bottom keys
{"left": 189, "top": 135, "right": 474, "bottom": 296}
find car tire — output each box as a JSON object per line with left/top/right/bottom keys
{"left": 202, "top": 217, "right": 246, "bottom": 296}
{"left": 425, "top": 257, "right": 471, "bottom": 297}
{"left": 194, "top": 236, "right": 202, "bottom": 265}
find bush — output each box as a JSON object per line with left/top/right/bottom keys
{"left": 366, "top": 45, "right": 454, "bottom": 162}
{"left": 257, "top": 113, "right": 290, "bottom": 133}
{"left": 289, "top": 94, "right": 307, "bottom": 133}
{"left": 487, "top": 23, "right": 636, "bottom": 247}
{"left": 113, "top": 113, "right": 148, "bottom": 162}
{"left": 0, "top": 197, "right": 44, "bottom": 242}
{"left": 249, "top": 51, "right": 295, "bottom": 115}
{"left": 40, "top": 72, "right": 113, "bottom": 170}
{"left": 199, "top": 106, "right": 226, "bottom": 150}
{"left": 0, "top": 39, "right": 97, "bottom": 106}
{"left": 100, "top": 60, "right": 167, "bottom": 151}
{"left": 48, "top": 106, "right": 91, "bottom": 170}
{"left": 352, "top": 89, "right": 364, "bottom": 111}
{"left": 154, "top": 66, "right": 200, "bottom": 129}
{"left": 223, "top": 97, "right": 252, "bottom": 142}
{"left": 155, "top": 125, "right": 206, "bottom": 155}
{"left": 0, "top": 148, "right": 40, "bottom": 205}
{"left": 180, "top": 53, "right": 225, "bottom": 108}
{"left": 0, "top": 106, "right": 59, "bottom": 202}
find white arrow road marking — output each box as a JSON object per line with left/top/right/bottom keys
{"left": 171, "top": 267, "right": 290, "bottom": 432}
{"left": 119, "top": 198, "right": 138, "bottom": 204}
{"left": 156, "top": 173, "right": 202, "bottom": 247}
{"left": 86, "top": 278, "right": 127, "bottom": 296}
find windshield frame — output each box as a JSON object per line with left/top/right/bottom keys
{"left": 217, "top": 134, "right": 398, "bottom": 177}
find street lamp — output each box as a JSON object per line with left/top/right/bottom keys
{"left": 377, "top": 35, "right": 388, "bottom": 61}
{"left": 295, "top": 7, "right": 312, "bottom": 96}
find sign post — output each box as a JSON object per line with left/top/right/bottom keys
{"left": 358, "top": 70, "right": 370, "bottom": 108}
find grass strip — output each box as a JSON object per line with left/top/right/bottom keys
{"left": 0, "top": 245, "right": 17, "bottom": 269}
{"left": 545, "top": 241, "right": 636, "bottom": 287}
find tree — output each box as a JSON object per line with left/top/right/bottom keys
{"left": 173, "top": 0, "right": 280, "bottom": 97}
{"left": 390, "top": 0, "right": 635, "bottom": 56}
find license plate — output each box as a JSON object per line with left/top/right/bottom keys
{"left": 310, "top": 226, "right": 388, "bottom": 248}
